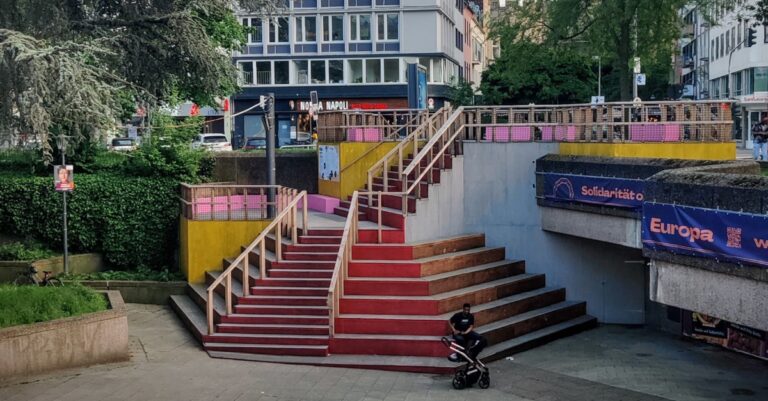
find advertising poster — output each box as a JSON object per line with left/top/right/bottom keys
{"left": 642, "top": 203, "right": 768, "bottom": 268}
{"left": 54, "top": 165, "right": 75, "bottom": 192}
{"left": 682, "top": 310, "right": 767, "bottom": 360}
{"left": 318, "top": 145, "right": 339, "bottom": 182}
{"left": 541, "top": 173, "right": 645, "bottom": 211}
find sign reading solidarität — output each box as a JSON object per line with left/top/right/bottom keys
{"left": 542, "top": 173, "right": 645, "bottom": 210}
{"left": 642, "top": 203, "right": 768, "bottom": 268}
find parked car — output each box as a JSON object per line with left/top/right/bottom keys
{"left": 192, "top": 134, "right": 232, "bottom": 152}
{"left": 110, "top": 137, "right": 137, "bottom": 152}
{"left": 243, "top": 137, "right": 267, "bottom": 151}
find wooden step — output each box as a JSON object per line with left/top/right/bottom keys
{"left": 349, "top": 247, "right": 506, "bottom": 278}
{"left": 351, "top": 233, "right": 486, "bottom": 261}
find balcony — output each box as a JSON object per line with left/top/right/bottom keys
{"left": 683, "top": 24, "right": 694, "bottom": 37}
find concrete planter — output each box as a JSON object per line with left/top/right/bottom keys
{"left": 73, "top": 281, "right": 187, "bottom": 305}
{"left": 0, "top": 291, "right": 128, "bottom": 380}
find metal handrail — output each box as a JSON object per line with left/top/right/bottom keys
{"left": 180, "top": 184, "right": 288, "bottom": 221}
{"left": 206, "top": 189, "right": 308, "bottom": 335}
{"left": 327, "top": 191, "right": 358, "bottom": 338}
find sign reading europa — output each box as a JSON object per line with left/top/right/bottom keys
{"left": 542, "top": 173, "right": 645, "bottom": 211}
{"left": 642, "top": 203, "right": 768, "bottom": 268}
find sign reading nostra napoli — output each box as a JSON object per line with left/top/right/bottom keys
{"left": 542, "top": 173, "right": 645, "bottom": 211}
{"left": 642, "top": 203, "right": 768, "bottom": 268}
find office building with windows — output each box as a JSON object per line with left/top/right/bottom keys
{"left": 687, "top": 0, "right": 768, "bottom": 148}
{"left": 232, "top": 0, "right": 471, "bottom": 148}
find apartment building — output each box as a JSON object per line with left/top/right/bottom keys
{"left": 232, "top": 0, "right": 468, "bottom": 148}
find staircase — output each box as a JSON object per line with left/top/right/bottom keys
{"left": 171, "top": 107, "right": 596, "bottom": 373}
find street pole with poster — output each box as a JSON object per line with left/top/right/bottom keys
{"left": 54, "top": 134, "right": 74, "bottom": 274}
{"left": 309, "top": 91, "right": 319, "bottom": 144}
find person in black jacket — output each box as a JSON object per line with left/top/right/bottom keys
{"left": 448, "top": 303, "right": 487, "bottom": 360}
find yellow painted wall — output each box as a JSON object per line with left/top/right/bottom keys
{"left": 179, "top": 218, "right": 270, "bottom": 284}
{"left": 318, "top": 142, "right": 399, "bottom": 200}
{"left": 559, "top": 142, "right": 736, "bottom": 161}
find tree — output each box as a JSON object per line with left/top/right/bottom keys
{"left": 448, "top": 78, "right": 477, "bottom": 106}
{"left": 0, "top": 0, "right": 282, "bottom": 162}
{"left": 480, "top": 39, "right": 595, "bottom": 105}
{"left": 492, "top": 0, "right": 686, "bottom": 101}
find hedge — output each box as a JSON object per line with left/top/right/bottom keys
{"left": 0, "top": 173, "right": 179, "bottom": 269}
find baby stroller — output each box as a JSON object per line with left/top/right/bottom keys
{"left": 441, "top": 336, "right": 490, "bottom": 389}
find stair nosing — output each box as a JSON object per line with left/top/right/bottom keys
{"left": 351, "top": 247, "right": 507, "bottom": 264}
{"left": 342, "top": 274, "right": 541, "bottom": 301}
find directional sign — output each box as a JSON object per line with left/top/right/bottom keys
{"left": 591, "top": 96, "right": 605, "bottom": 105}
{"left": 636, "top": 74, "right": 646, "bottom": 86}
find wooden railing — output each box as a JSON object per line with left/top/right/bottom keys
{"left": 365, "top": 106, "right": 451, "bottom": 210}
{"left": 327, "top": 191, "right": 359, "bottom": 338}
{"left": 206, "top": 190, "right": 308, "bottom": 335}
{"left": 180, "top": 184, "right": 299, "bottom": 221}
{"left": 317, "top": 108, "right": 431, "bottom": 142}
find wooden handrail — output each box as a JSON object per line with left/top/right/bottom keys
{"left": 206, "top": 190, "right": 308, "bottom": 335}
{"left": 327, "top": 191, "right": 359, "bottom": 338}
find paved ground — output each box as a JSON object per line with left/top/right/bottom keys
{"left": 1, "top": 304, "right": 766, "bottom": 401}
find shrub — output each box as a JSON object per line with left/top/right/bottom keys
{"left": 0, "top": 284, "right": 109, "bottom": 328}
{"left": 0, "top": 173, "right": 179, "bottom": 269}
{"left": 60, "top": 266, "right": 184, "bottom": 282}
{"left": 0, "top": 241, "right": 57, "bottom": 261}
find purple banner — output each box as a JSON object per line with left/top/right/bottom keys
{"left": 642, "top": 203, "right": 768, "bottom": 268}
{"left": 542, "top": 173, "right": 645, "bottom": 210}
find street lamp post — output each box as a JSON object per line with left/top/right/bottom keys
{"left": 593, "top": 56, "right": 602, "bottom": 97}
{"left": 55, "top": 134, "right": 70, "bottom": 275}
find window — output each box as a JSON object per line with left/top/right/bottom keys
{"left": 322, "top": 15, "right": 344, "bottom": 41}
{"left": 765, "top": 25, "right": 768, "bottom": 43}
{"left": 433, "top": 58, "right": 443, "bottom": 83}
{"left": 311, "top": 60, "right": 326, "bottom": 83}
{"left": 242, "top": 18, "right": 263, "bottom": 43}
{"left": 256, "top": 61, "right": 272, "bottom": 84}
{"left": 350, "top": 15, "right": 371, "bottom": 41}
{"left": 365, "top": 59, "right": 381, "bottom": 83}
{"left": 726, "top": 30, "right": 730, "bottom": 53}
{"left": 383, "top": 58, "right": 399, "bottom": 82}
{"left": 275, "top": 61, "right": 290, "bottom": 84}
{"left": 349, "top": 59, "right": 363, "bottom": 83}
{"left": 731, "top": 27, "right": 735, "bottom": 49}
{"left": 377, "top": 14, "right": 398, "bottom": 40}
{"left": 329, "top": 60, "right": 343, "bottom": 83}
{"left": 455, "top": 29, "right": 463, "bottom": 50}
{"left": 720, "top": 33, "right": 724, "bottom": 57}
{"left": 293, "top": 60, "right": 309, "bottom": 84}
{"left": 269, "top": 17, "right": 289, "bottom": 43}
{"left": 238, "top": 62, "right": 254, "bottom": 85}
{"left": 738, "top": 21, "right": 742, "bottom": 47}
{"left": 710, "top": 39, "right": 714, "bottom": 59}
{"left": 296, "top": 16, "right": 316, "bottom": 42}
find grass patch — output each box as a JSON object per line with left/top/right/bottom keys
{"left": 0, "top": 284, "right": 108, "bottom": 328}
{"left": 59, "top": 266, "right": 184, "bottom": 282}
{"left": 0, "top": 241, "right": 58, "bottom": 261}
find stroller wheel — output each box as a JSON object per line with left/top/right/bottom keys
{"left": 452, "top": 376, "right": 466, "bottom": 390}
{"left": 478, "top": 372, "right": 490, "bottom": 389}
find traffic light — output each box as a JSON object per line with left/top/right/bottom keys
{"left": 746, "top": 27, "right": 757, "bottom": 48}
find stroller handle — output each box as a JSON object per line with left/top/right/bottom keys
{"left": 440, "top": 337, "right": 453, "bottom": 347}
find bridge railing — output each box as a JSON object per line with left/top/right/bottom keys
{"left": 460, "top": 101, "right": 734, "bottom": 143}
{"left": 180, "top": 184, "right": 298, "bottom": 221}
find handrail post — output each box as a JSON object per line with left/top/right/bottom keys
{"left": 377, "top": 192, "right": 383, "bottom": 244}
{"left": 260, "top": 240, "right": 266, "bottom": 279}
{"left": 207, "top": 292, "right": 214, "bottom": 335}
{"left": 276, "top": 222, "right": 282, "bottom": 261}
{"left": 225, "top": 274, "right": 232, "bottom": 315}
{"left": 243, "top": 252, "right": 250, "bottom": 297}
{"left": 303, "top": 192, "right": 308, "bottom": 235}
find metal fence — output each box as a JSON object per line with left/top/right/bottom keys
{"left": 180, "top": 184, "right": 300, "bottom": 221}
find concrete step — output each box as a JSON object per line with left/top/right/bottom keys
{"left": 299, "top": 235, "right": 343, "bottom": 245}
{"left": 349, "top": 247, "right": 506, "bottom": 278}
{"left": 283, "top": 252, "right": 338, "bottom": 261}
{"left": 269, "top": 269, "right": 334, "bottom": 279}
{"left": 250, "top": 286, "right": 329, "bottom": 297}
{"left": 352, "top": 233, "right": 486, "bottom": 261}
{"left": 236, "top": 295, "right": 327, "bottom": 306}
{"left": 219, "top": 313, "right": 329, "bottom": 326}
{"left": 217, "top": 323, "right": 329, "bottom": 336}
{"left": 204, "top": 342, "right": 329, "bottom": 357}
{"left": 253, "top": 277, "right": 331, "bottom": 288}
{"left": 169, "top": 294, "right": 207, "bottom": 343}
{"left": 203, "top": 333, "right": 329, "bottom": 346}
{"left": 233, "top": 304, "right": 329, "bottom": 316}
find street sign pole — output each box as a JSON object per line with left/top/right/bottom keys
{"left": 266, "top": 93, "right": 276, "bottom": 218}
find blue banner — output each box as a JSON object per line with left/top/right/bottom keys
{"left": 541, "top": 173, "right": 645, "bottom": 210}
{"left": 643, "top": 203, "right": 768, "bottom": 268}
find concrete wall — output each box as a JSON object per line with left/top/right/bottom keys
{"left": 462, "top": 143, "right": 646, "bottom": 324}
{"left": 650, "top": 260, "right": 768, "bottom": 332}
{"left": 0, "top": 291, "right": 128, "bottom": 379}
{"left": 179, "top": 218, "right": 270, "bottom": 284}
{"left": 540, "top": 208, "right": 642, "bottom": 249}
{"left": 405, "top": 156, "right": 465, "bottom": 242}
{"left": 0, "top": 254, "right": 104, "bottom": 283}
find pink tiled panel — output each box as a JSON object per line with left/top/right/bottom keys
{"left": 347, "top": 128, "right": 383, "bottom": 142}
{"left": 303, "top": 194, "right": 340, "bottom": 213}
{"left": 629, "top": 124, "right": 681, "bottom": 142}
{"left": 194, "top": 194, "right": 274, "bottom": 214}
{"left": 540, "top": 126, "right": 577, "bottom": 141}
{"left": 485, "top": 126, "right": 532, "bottom": 142}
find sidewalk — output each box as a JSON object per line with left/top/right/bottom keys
{"left": 1, "top": 304, "right": 765, "bottom": 401}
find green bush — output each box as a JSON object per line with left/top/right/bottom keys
{"left": 60, "top": 266, "right": 184, "bottom": 282}
{"left": 0, "top": 284, "right": 109, "bottom": 328}
{"left": 0, "top": 241, "right": 57, "bottom": 261}
{"left": 0, "top": 173, "right": 179, "bottom": 269}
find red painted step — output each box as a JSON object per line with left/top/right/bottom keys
{"left": 299, "top": 236, "right": 342, "bottom": 245}
{"left": 356, "top": 193, "right": 417, "bottom": 214}
{"left": 253, "top": 278, "right": 330, "bottom": 287}
{"left": 357, "top": 229, "right": 406, "bottom": 244}
{"left": 203, "top": 333, "right": 329, "bottom": 346}
{"left": 333, "top": 207, "right": 366, "bottom": 221}
{"left": 217, "top": 323, "right": 329, "bottom": 336}
{"left": 204, "top": 342, "right": 328, "bottom": 356}
{"left": 334, "top": 316, "right": 445, "bottom": 336}
{"left": 329, "top": 335, "right": 444, "bottom": 357}
{"left": 269, "top": 261, "right": 336, "bottom": 270}
{"left": 286, "top": 244, "right": 339, "bottom": 253}
{"left": 250, "top": 286, "right": 328, "bottom": 296}
{"left": 219, "top": 314, "right": 329, "bottom": 325}
{"left": 282, "top": 252, "right": 338, "bottom": 261}
{"left": 236, "top": 295, "right": 327, "bottom": 306}
{"left": 269, "top": 269, "right": 333, "bottom": 279}
{"left": 301, "top": 228, "right": 344, "bottom": 236}
{"left": 233, "top": 304, "right": 328, "bottom": 316}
